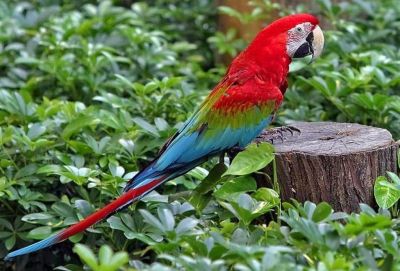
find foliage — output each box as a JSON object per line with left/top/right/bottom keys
{"left": 73, "top": 244, "right": 129, "bottom": 271}
{"left": 0, "top": 0, "right": 400, "bottom": 270}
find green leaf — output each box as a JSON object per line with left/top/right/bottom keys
{"left": 5, "top": 235, "right": 16, "bottom": 250}
{"left": 374, "top": 176, "right": 400, "bottom": 209}
{"left": 27, "top": 123, "right": 46, "bottom": 139}
{"left": 175, "top": 217, "right": 198, "bottom": 235}
{"left": 108, "top": 251, "right": 129, "bottom": 271}
{"left": 0, "top": 231, "right": 12, "bottom": 239}
{"left": 0, "top": 218, "right": 13, "bottom": 231}
{"left": 27, "top": 226, "right": 52, "bottom": 239}
{"left": 107, "top": 216, "right": 131, "bottom": 233}
{"left": 73, "top": 244, "right": 98, "bottom": 270}
{"left": 187, "top": 166, "right": 209, "bottom": 180}
{"left": 219, "top": 193, "right": 275, "bottom": 225}
{"left": 69, "top": 232, "right": 83, "bottom": 243}
{"left": 289, "top": 57, "right": 311, "bottom": 72}
{"left": 62, "top": 116, "right": 100, "bottom": 139}
{"left": 387, "top": 171, "right": 400, "bottom": 185}
{"left": 214, "top": 176, "right": 257, "bottom": 201}
{"left": 253, "top": 188, "right": 280, "bottom": 206}
{"left": 311, "top": 202, "right": 332, "bottom": 222}
{"left": 132, "top": 117, "right": 160, "bottom": 137}
{"left": 193, "top": 162, "right": 227, "bottom": 195}
{"left": 22, "top": 213, "right": 54, "bottom": 223}
{"left": 223, "top": 143, "right": 274, "bottom": 176}
{"left": 98, "top": 245, "right": 113, "bottom": 266}
{"left": 157, "top": 208, "right": 175, "bottom": 231}
{"left": 189, "top": 191, "right": 212, "bottom": 214}
{"left": 139, "top": 209, "right": 164, "bottom": 232}
{"left": 189, "top": 162, "right": 227, "bottom": 213}
{"left": 15, "top": 164, "right": 37, "bottom": 179}
{"left": 154, "top": 117, "right": 169, "bottom": 131}
{"left": 52, "top": 202, "right": 75, "bottom": 218}
{"left": 114, "top": 74, "right": 134, "bottom": 89}
{"left": 344, "top": 213, "right": 392, "bottom": 235}
{"left": 218, "top": 6, "right": 244, "bottom": 22}
{"left": 37, "top": 164, "right": 64, "bottom": 175}
{"left": 75, "top": 200, "right": 94, "bottom": 217}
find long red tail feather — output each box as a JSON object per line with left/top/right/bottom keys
{"left": 5, "top": 177, "right": 165, "bottom": 260}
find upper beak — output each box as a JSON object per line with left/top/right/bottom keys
{"left": 311, "top": 25, "right": 324, "bottom": 61}
{"left": 292, "top": 25, "right": 324, "bottom": 61}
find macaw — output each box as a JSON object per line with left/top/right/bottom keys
{"left": 6, "top": 13, "right": 324, "bottom": 259}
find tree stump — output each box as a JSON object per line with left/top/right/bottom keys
{"left": 256, "top": 122, "right": 399, "bottom": 212}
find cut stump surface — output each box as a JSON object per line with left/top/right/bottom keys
{"left": 256, "top": 122, "right": 398, "bottom": 212}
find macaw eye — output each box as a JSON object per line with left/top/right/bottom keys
{"left": 296, "top": 27, "right": 302, "bottom": 32}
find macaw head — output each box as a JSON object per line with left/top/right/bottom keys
{"left": 284, "top": 14, "right": 324, "bottom": 61}
{"left": 246, "top": 14, "right": 324, "bottom": 62}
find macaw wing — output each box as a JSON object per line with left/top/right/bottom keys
{"left": 124, "top": 73, "right": 282, "bottom": 191}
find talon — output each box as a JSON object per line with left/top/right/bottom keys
{"left": 285, "top": 125, "right": 301, "bottom": 135}
{"left": 275, "top": 125, "right": 301, "bottom": 137}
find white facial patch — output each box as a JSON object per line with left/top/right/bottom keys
{"left": 286, "top": 22, "right": 313, "bottom": 58}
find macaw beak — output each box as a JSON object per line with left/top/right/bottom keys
{"left": 293, "top": 25, "right": 324, "bottom": 61}
{"left": 311, "top": 25, "right": 324, "bottom": 61}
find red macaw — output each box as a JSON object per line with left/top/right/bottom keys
{"left": 6, "top": 13, "right": 324, "bottom": 259}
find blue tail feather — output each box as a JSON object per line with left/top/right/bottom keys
{"left": 5, "top": 234, "right": 60, "bottom": 260}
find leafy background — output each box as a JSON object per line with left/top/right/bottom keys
{"left": 0, "top": 0, "right": 400, "bottom": 270}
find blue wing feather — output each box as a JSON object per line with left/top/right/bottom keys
{"left": 124, "top": 114, "right": 272, "bottom": 191}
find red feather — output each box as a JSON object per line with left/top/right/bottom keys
{"left": 59, "top": 177, "right": 164, "bottom": 240}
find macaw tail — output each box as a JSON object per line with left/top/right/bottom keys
{"left": 4, "top": 176, "right": 166, "bottom": 260}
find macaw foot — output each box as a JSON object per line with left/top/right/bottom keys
{"left": 256, "top": 125, "right": 301, "bottom": 144}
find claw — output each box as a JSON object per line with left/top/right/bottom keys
{"left": 256, "top": 125, "right": 300, "bottom": 144}
{"left": 280, "top": 125, "right": 301, "bottom": 135}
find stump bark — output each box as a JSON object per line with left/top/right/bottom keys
{"left": 256, "top": 122, "right": 399, "bottom": 212}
